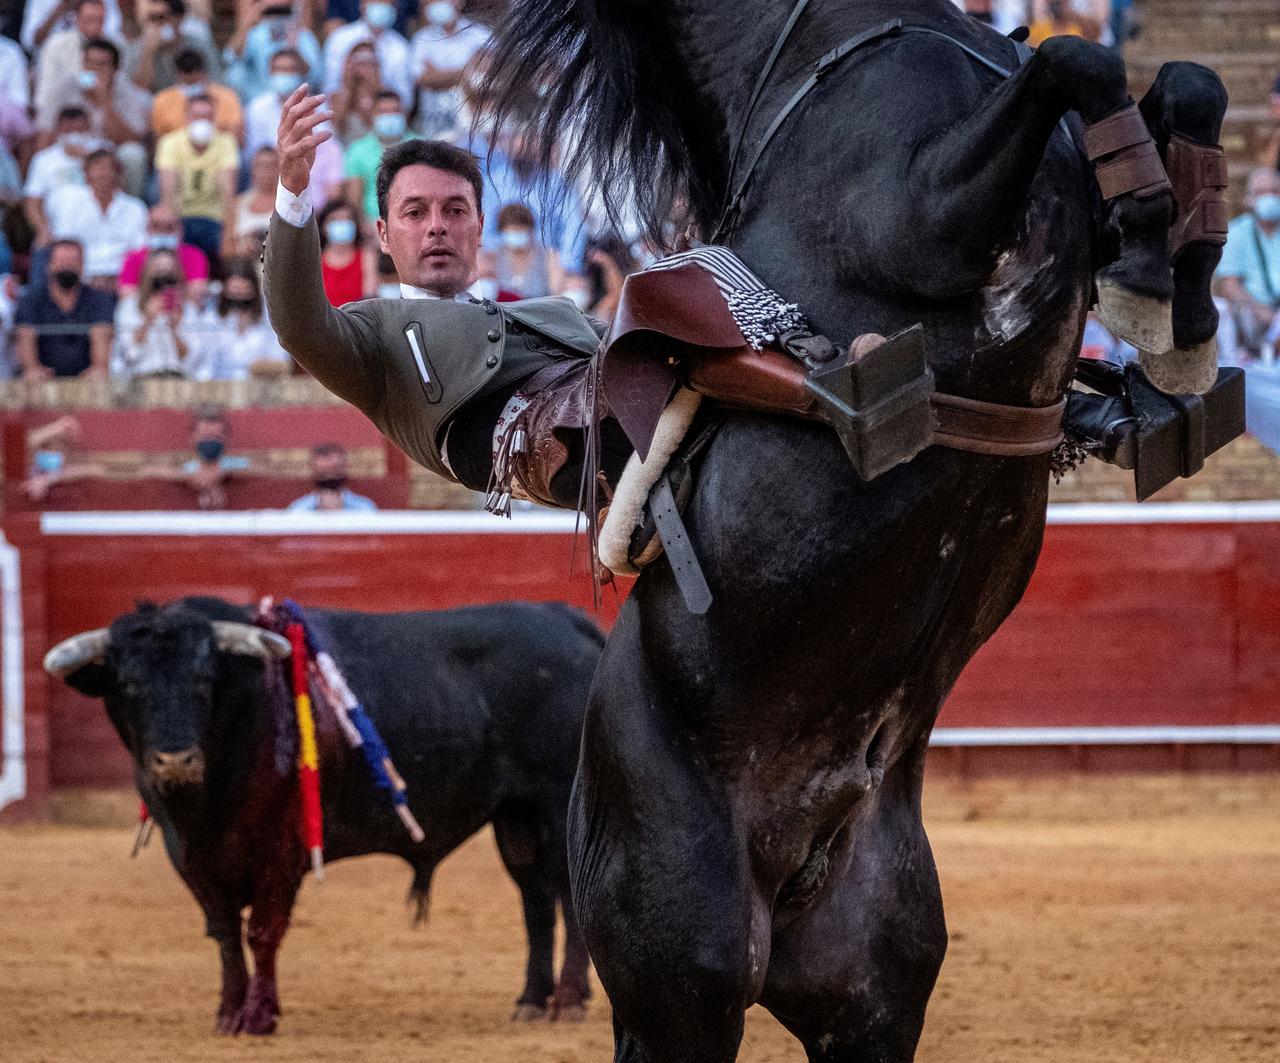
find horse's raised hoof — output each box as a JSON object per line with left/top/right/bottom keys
{"left": 510, "top": 1002, "right": 549, "bottom": 1022}
{"left": 1096, "top": 279, "right": 1174, "bottom": 355}
{"left": 549, "top": 1002, "right": 588, "bottom": 1023}
{"left": 1138, "top": 340, "right": 1218, "bottom": 396}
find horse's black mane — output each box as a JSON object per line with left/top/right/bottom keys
{"left": 480, "top": 0, "right": 711, "bottom": 243}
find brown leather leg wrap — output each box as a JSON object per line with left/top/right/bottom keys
{"left": 1082, "top": 102, "right": 1172, "bottom": 201}
{"left": 685, "top": 345, "right": 820, "bottom": 417}
{"left": 1164, "top": 134, "right": 1229, "bottom": 254}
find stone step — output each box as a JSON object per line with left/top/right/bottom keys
{"left": 1130, "top": 17, "right": 1280, "bottom": 54}
{"left": 1220, "top": 105, "right": 1277, "bottom": 165}
{"left": 1137, "top": 0, "right": 1279, "bottom": 16}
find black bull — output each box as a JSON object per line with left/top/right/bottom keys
{"left": 45, "top": 596, "right": 603, "bottom": 1035}
{"left": 484, "top": 1, "right": 1231, "bottom": 1059}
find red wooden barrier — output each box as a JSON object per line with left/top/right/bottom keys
{"left": 3, "top": 504, "right": 1279, "bottom": 820}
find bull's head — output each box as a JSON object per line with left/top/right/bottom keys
{"left": 44, "top": 603, "right": 291, "bottom": 794}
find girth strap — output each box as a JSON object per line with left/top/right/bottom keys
{"left": 931, "top": 392, "right": 1066, "bottom": 456}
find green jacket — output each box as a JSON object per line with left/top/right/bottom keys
{"left": 262, "top": 214, "right": 603, "bottom": 482}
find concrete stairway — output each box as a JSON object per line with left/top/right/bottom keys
{"left": 1125, "top": 0, "right": 1280, "bottom": 208}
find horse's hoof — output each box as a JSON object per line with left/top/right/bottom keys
{"left": 550, "top": 1003, "right": 588, "bottom": 1023}
{"left": 1096, "top": 280, "right": 1173, "bottom": 355}
{"left": 510, "top": 1002, "right": 549, "bottom": 1023}
{"left": 213, "top": 1011, "right": 242, "bottom": 1036}
{"left": 1138, "top": 340, "right": 1217, "bottom": 396}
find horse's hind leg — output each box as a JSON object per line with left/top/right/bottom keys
{"left": 759, "top": 753, "right": 946, "bottom": 1062}
{"left": 1137, "top": 62, "right": 1230, "bottom": 393}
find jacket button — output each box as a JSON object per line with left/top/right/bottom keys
{"left": 486, "top": 328, "right": 500, "bottom": 342}
{"left": 483, "top": 301, "right": 499, "bottom": 315}
{"left": 485, "top": 354, "right": 498, "bottom": 368}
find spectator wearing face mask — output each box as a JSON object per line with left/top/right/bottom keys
{"left": 38, "top": 37, "right": 151, "bottom": 196}
{"left": 21, "top": 415, "right": 108, "bottom": 503}
{"left": 44, "top": 148, "right": 148, "bottom": 290}
{"left": 156, "top": 93, "right": 241, "bottom": 264}
{"left": 119, "top": 204, "right": 210, "bottom": 301}
{"left": 24, "top": 108, "right": 99, "bottom": 252}
{"left": 374, "top": 250, "right": 400, "bottom": 300}
{"left": 318, "top": 198, "right": 376, "bottom": 306}
{"left": 344, "top": 90, "right": 417, "bottom": 222}
{"left": 410, "top": 0, "right": 489, "bottom": 141}
{"left": 152, "top": 49, "right": 244, "bottom": 142}
{"left": 1216, "top": 167, "right": 1280, "bottom": 356}
{"left": 246, "top": 49, "right": 306, "bottom": 158}
{"left": 173, "top": 402, "right": 250, "bottom": 510}
{"left": 324, "top": 0, "right": 414, "bottom": 36}
{"left": 22, "top": 0, "right": 123, "bottom": 55}
{"left": 112, "top": 247, "right": 206, "bottom": 378}
{"left": 287, "top": 443, "right": 378, "bottom": 512}
{"left": 13, "top": 239, "right": 115, "bottom": 380}
{"left": 323, "top": 0, "right": 413, "bottom": 108}
{"left": 485, "top": 202, "right": 557, "bottom": 301}
{"left": 223, "top": 0, "right": 323, "bottom": 102}
{"left": 190, "top": 258, "right": 290, "bottom": 380}
{"left": 128, "top": 0, "right": 219, "bottom": 95}
{"left": 37, "top": 1, "right": 120, "bottom": 124}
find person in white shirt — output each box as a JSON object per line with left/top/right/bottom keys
{"left": 409, "top": 0, "right": 488, "bottom": 141}
{"left": 323, "top": 0, "right": 412, "bottom": 107}
{"left": 190, "top": 259, "right": 290, "bottom": 380}
{"left": 24, "top": 108, "right": 102, "bottom": 249}
{"left": 0, "top": 33, "right": 29, "bottom": 111}
{"left": 44, "top": 148, "right": 147, "bottom": 286}
{"left": 22, "top": 0, "right": 123, "bottom": 54}
{"left": 36, "top": 0, "right": 119, "bottom": 123}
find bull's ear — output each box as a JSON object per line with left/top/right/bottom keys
{"left": 62, "top": 663, "right": 117, "bottom": 698}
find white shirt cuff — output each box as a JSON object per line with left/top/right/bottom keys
{"left": 275, "top": 181, "right": 313, "bottom": 227}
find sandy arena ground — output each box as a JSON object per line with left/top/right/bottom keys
{"left": 2, "top": 775, "right": 1279, "bottom": 1062}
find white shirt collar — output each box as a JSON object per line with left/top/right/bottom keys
{"left": 398, "top": 283, "right": 479, "bottom": 302}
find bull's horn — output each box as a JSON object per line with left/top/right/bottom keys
{"left": 212, "top": 622, "right": 292, "bottom": 660}
{"left": 44, "top": 629, "right": 110, "bottom": 676}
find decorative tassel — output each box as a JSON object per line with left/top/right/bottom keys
{"left": 287, "top": 621, "right": 325, "bottom": 881}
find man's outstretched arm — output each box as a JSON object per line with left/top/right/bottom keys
{"left": 264, "top": 86, "right": 383, "bottom": 413}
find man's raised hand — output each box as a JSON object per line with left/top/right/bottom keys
{"left": 277, "top": 86, "right": 333, "bottom": 196}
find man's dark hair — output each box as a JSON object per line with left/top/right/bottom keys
{"left": 84, "top": 37, "right": 120, "bottom": 69}
{"left": 57, "top": 105, "right": 89, "bottom": 125}
{"left": 497, "top": 202, "right": 535, "bottom": 230}
{"left": 84, "top": 147, "right": 119, "bottom": 171}
{"left": 311, "top": 442, "right": 348, "bottom": 459}
{"left": 375, "top": 140, "right": 483, "bottom": 221}
{"left": 174, "top": 48, "right": 206, "bottom": 75}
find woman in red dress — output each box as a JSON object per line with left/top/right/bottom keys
{"left": 318, "top": 200, "right": 374, "bottom": 307}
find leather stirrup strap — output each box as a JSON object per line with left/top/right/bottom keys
{"left": 930, "top": 392, "right": 1067, "bottom": 457}
{"left": 1164, "top": 134, "right": 1229, "bottom": 254}
{"left": 650, "top": 473, "right": 713, "bottom": 614}
{"left": 1081, "top": 102, "right": 1171, "bottom": 201}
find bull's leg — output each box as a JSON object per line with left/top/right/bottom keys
{"left": 569, "top": 619, "right": 766, "bottom": 1063}
{"left": 237, "top": 871, "right": 302, "bottom": 1036}
{"left": 550, "top": 887, "right": 592, "bottom": 1022}
{"left": 207, "top": 913, "right": 249, "bottom": 1035}
{"left": 1137, "top": 62, "right": 1230, "bottom": 394}
{"left": 759, "top": 751, "right": 947, "bottom": 1062}
{"left": 493, "top": 807, "right": 559, "bottom": 1020}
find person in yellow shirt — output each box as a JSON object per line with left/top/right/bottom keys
{"left": 155, "top": 93, "right": 240, "bottom": 264}
{"left": 151, "top": 49, "right": 244, "bottom": 142}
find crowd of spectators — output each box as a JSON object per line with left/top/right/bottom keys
{"left": 0, "top": 0, "right": 639, "bottom": 386}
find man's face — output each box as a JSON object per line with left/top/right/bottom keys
{"left": 77, "top": 1, "right": 105, "bottom": 38}
{"left": 1250, "top": 173, "right": 1280, "bottom": 205}
{"left": 146, "top": 1, "right": 176, "bottom": 30}
{"left": 188, "top": 100, "right": 214, "bottom": 125}
{"left": 192, "top": 419, "right": 228, "bottom": 447}
{"left": 83, "top": 45, "right": 114, "bottom": 81}
{"left": 377, "top": 164, "right": 483, "bottom": 296}
{"left": 311, "top": 451, "right": 348, "bottom": 483}
{"left": 149, "top": 207, "right": 179, "bottom": 237}
{"left": 48, "top": 244, "right": 83, "bottom": 281}
{"left": 271, "top": 54, "right": 303, "bottom": 80}
{"left": 85, "top": 156, "right": 117, "bottom": 196}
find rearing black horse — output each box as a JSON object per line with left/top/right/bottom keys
{"left": 487, "top": 2, "right": 1227, "bottom": 1060}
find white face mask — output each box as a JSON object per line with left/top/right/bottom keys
{"left": 188, "top": 118, "right": 215, "bottom": 146}
{"left": 425, "top": 1, "right": 455, "bottom": 25}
